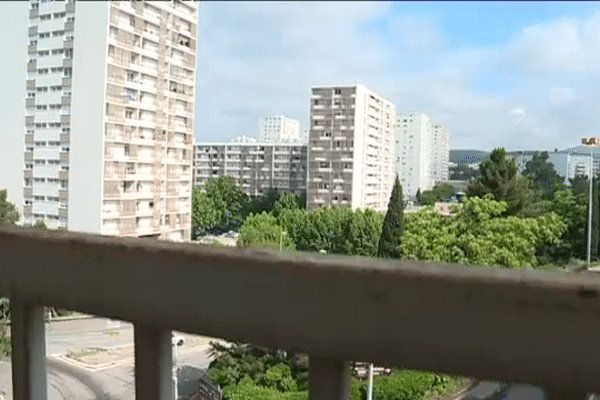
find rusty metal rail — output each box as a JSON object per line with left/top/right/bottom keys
{"left": 2, "top": 226, "right": 600, "bottom": 399}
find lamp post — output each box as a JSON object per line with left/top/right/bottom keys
{"left": 582, "top": 137, "right": 600, "bottom": 267}
{"left": 367, "top": 363, "right": 374, "bottom": 400}
{"left": 280, "top": 231, "right": 287, "bottom": 252}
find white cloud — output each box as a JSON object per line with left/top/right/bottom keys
{"left": 197, "top": 4, "right": 600, "bottom": 151}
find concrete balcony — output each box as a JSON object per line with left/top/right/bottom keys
{"left": 59, "top": 152, "right": 69, "bottom": 163}
{"left": 29, "top": 9, "right": 38, "bottom": 18}
{"left": 24, "top": 152, "right": 33, "bottom": 162}
{"left": 24, "top": 170, "right": 33, "bottom": 179}
{"left": 61, "top": 95, "right": 71, "bottom": 106}
{"left": 62, "top": 58, "right": 72, "bottom": 69}
{"left": 65, "top": 21, "right": 74, "bottom": 32}
{"left": 23, "top": 188, "right": 32, "bottom": 197}
{"left": 28, "top": 26, "right": 37, "bottom": 37}
{"left": 59, "top": 170, "right": 69, "bottom": 180}
{"left": 26, "top": 80, "right": 35, "bottom": 90}
{"left": 62, "top": 77, "right": 72, "bottom": 87}
{"left": 60, "top": 115, "right": 70, "bottom": 125}
{"left": 66, "top": 2, "right": 75, "bottom": 13}
{"left": 27, "top": 60, "right": 36, "bottom": 71}
{"left": 58, "top": 207, "right": 68, "bottom": 218}
{"left": 1, "top": 227, "right": 600, "bottom": 399}
{"left": 22, "top": 205, "right": 32, "bottom": 215}
{"left": 58, "top": 189, "right": 68, "bottom": 201}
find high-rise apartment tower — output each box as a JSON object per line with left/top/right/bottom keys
{"left": 307, "top": 85, "right": 396, "bottom": 211}
{"left": 24, "top": 0, "right": 198, "bottom": 241}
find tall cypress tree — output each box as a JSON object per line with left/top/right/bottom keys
{"left": 378, "top": 175, "right": 404, "bottom": 258}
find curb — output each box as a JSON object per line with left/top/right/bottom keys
{"left": 5, "top": 313, "right": 96, "bottom": 326}
{"left": 56, "top": 343, "right": 214, "bottom": 372}
{"left": 444, "top": 379, "right": 479, "bottom": 400}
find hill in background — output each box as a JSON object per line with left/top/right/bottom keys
{"left": 450, "top": 150, "right": 490, "bottom": 164}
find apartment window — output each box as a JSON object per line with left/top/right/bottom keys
{"left": 63, "top": 68, "right": 72, "bottom": 77}
{"left": 35, "top": 141, "right": 46, "bottom": 147}
{"left": 53, "top": 12, "right": 66, "bottom": 18}
{"left": 36, "top": 105, "right": 47, "bottom": 111}
{"left": 49, "top": 123, "right": 61, "bottom": 128}
{"left": 34, "top": 178, "right": 45, "bottom": 183}
{"left": 50, "top": 67, "right": 63, "bottom": 74}
{"left": 39, "top": 32, "right": 51, "bottom": 39}
{"left": 48, "top": 160, "right": 60, "bottom": 165}
{"left": 25, "top": 164, "right": 33, "bottom": 170}
{"left": 334, "top": 89, "right": 342, "bottom": 95}
{"left": 37, "top": 68, "right": 49, "bottom": 75}
{"left": 50, "top": 85, "right": 62, "bottom": 91}
{"left": 52, "top": 30, "right": 65, "bottom": 37}
{"left": 27, "top": 92, "right": 35, "bottom": 98}
{"left": 40, "top": 14, "right": 51, "bottom": 21}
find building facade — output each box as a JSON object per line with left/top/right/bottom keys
{"left": 307, "top": 85, "right": 396, "bottom": 211}
{"left": 258, "top": 115, "right": 300, "bottom": 143}
{"left": 24, "top": 0, "right": 198, "bottom": 241}
{"left": 193, "top": 139, "right": 308, "bottom": 197}
{"left": 395, "top": 112, "right": 450, "bottom": 199}
{"left": 511, "top": 148, "right": 600, "bottom": 183}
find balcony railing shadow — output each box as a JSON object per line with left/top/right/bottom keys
{"left": 1, "top": 225, "right": 600, "bottom": 399}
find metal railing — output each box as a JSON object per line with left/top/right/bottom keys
{"left": 1, "top": 226, "right": 600, "bottom": 399}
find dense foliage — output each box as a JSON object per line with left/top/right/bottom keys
{"left": 420, "top": 182, "right": 457, "bottom": 206}
{"left": 378, "top": 176, "right": 404, "bottom": 258}
{"left": 192, "top": 176, "right": 305, "bottom": 239}
{"left": 208, "top": 341, "right": 469, "bottom": 400}
{"left": 0, "top": 189, "right": 19, "bottom": 226}
{"left": 467, "top": 148, "right": 529, "bottom": 215}
{"left": 401, "top": 195, "right": 566, "bottom": 268}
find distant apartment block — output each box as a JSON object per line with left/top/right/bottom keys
{"left": 395, "top": 112, "right": 450, "bottom": 199}
{"left": 307, "top": 85, "right": 396, "bottom": 211}
{"left": 510, "top": 147, "right": 600, "bottom": 183}
{"left": 258, "top": 115, "right": 300, "bottom": 143}
{"left": 193, "top": 137, "right": 307, "bottom": 196}
{"left": 24, "top": 0, "right": 198, "bottom": 241}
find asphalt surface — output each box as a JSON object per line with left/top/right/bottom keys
{"left": 0, "top": 317, "right": 218, "bottom": 399}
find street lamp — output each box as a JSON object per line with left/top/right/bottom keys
{"left": 279, "top": 231, "right": 287, "bottom": 252}
{"left": 582, "top": 137, "right": 600, "bottom": 267}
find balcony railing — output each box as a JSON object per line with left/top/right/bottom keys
{"left": 2, "top": 226, "right": 600, "bottom": 399}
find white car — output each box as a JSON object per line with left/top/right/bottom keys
{"left": 172, "top": 332, "right": 185, "bottom": 347}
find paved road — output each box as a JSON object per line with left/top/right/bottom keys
{"left": 0, "top": 317, "right": 218, "bottom": 399}
{"left": 463, "top": 381, "right": 599, "bottom": 400}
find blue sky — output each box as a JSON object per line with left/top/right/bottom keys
{"left": 194, "top": 1, "right": 600, "bottom": 151}
{"left": 2, "top": 1, "right": 600, "bottom": 171}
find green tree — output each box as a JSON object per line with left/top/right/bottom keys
{"left": 401, "top": 195, "right": 567, "bottom": 268}
{"left": 33, "top": 220, "right": 47, "bottom": 229}
{"left": 570, "top": 174, "right": 590, "bottom": 196}
{"left": 237, "top": 212, "right": 294, "bottom": 250}
{"left": 421, "top": 183, "right": 456, "bottom": 206}
{"left": 0, "top": 189, "right": 19, "bottom": 225}
{"left": 191, "top": 186, "right": 220, "bottom": 239}
{"left": 191, "top": 176, "right": 248, "bottom": 238}
{"left": 272, "top": 192, "right": 303, "bottom": 218}
{"left": 246, "top": 188, "right": 280, "bottom": 216}
{"left": 378, "top": 176, "right": 404, "bottom": 258}
{"left": 522, "top": 151, "right": 564, "bottom": 198}
{"left": 467, "top": 147, "right": 529, "bottom": 215}
{"left": 450, "top": 163, "right": 481, "bottom": 181}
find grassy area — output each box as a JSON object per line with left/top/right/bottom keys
{"left": 66, "top": 347, "right": 105, "bottom": 359}
{"left": 423, "top": 376, "right": 473, "bottom": 400}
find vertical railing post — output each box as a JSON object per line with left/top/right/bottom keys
{"left": 134, "top": 324, "right": 173, "bottom": 400}
{"left": 10, "top": 296, "right": 48, "bottom": 400}
{"left": 309, "top": 356, "right": 350, "bottom": 400}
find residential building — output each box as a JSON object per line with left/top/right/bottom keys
{"left": 258, "top": 115, "right": 300, "bottom": 143}
{"left": 510, "top": 146, "right": 600, "bottom": 183}
{"left": 307, "top": 84, "right": 396, "bottom": 211}
{"left": 395, "top": 112, "right": 450, "bottom": 199}
{"left": 193, "top": 137, "right": 307, "bottom": 196}
{"left": 24, "top": 0, "right": 198, "bottom": 241}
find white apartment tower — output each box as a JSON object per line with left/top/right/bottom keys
{"left": 307, "top": 85, "right": 396, "bottom": 212}
{"left": 258, "top": 115, "right": 300, "bottom": 143}
{"left": 24, "top": 0, "right": 198, "bottom": 241}
{"left": 395, "top": 112, "right": 450, "bottom": 199}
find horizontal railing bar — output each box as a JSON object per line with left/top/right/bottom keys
{"left": 2, "top": 226, "right": 600, "bottom": 393}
